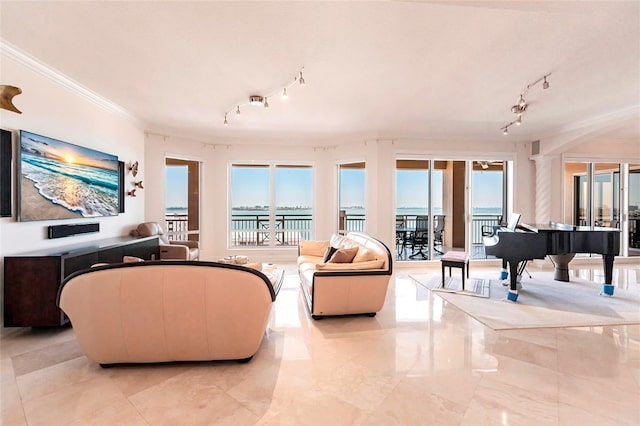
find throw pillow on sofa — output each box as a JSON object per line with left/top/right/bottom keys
{"left": 322, "top": 246, "right": 338, "bottom": 262}
{"left": 353, "top": 248, "right": 376, "bottom": 263}
{"left": 328, "top": 247, "right": 359, "bottom": 263}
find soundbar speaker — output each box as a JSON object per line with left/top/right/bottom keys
{"left": 48, "top": 222, "right": 100, "bottom": 239}
{"left": 0, "top": 129, "right": 12, "bottom": 217}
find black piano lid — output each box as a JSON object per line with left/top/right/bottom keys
{"left": 522, "top": 221, "right": 621, "bottom": 232}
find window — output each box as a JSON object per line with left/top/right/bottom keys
{"left": 230, "top": 163, "right": 313, "bottom": 247}
{"left": 471, "top": 160, "right": 505, "bottom": 259}
{"left": 165, "top": 158, "right": 200, "bottom": 242}
{"left": 338, "top": 162, "right": 366, "bottom": 233}
{"left": 395, "top": 160, "right": 430, "bottom": 260}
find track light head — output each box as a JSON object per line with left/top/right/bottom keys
{"left": 503, "top": 127, "right": 508, "bottom": 135}
{"left": 516, "top": 115, "right": 522, "bottom": 125}
{"left": 224, "top": 113, "right": 228, "bottom": 126}
{"left": 282, "top": 87, "right": 288, "bottom": 99}
{"left": 518, "top": 95, "right": 526, "bottom": 108}
{"left": 299, "top": 71, "right": 305, "bottom": 87}
{"left": 235, "top": 105, "right": 241, "bottom": 116}
{"left": 543, "top": 76, "right": 549, "bottom": 89}
{"left": 264, "top": 97, "right": 269, "bottom": 108}
{"left": 511, "top": 103, "right": 527, "bottom": 115}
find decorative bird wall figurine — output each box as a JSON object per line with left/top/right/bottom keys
{"left": 127, "top": 188, "right": 137, "bottom": 197}
{"left": 133, "top": 180, "right": 144, "bottom": 189}
{"left": 128, "top": 161, "right": 139, "bottom": 177}
{"left": 0, "top": 85, "right": 22, "bottom": 114}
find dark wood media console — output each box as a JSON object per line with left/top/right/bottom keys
{"left": 3, "top": 235, "right": 160, "bottom": 327}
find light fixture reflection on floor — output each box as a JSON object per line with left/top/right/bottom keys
{"left": 223, "top": 67, "right": 305, "bottom": 126}
{"left": 501, "top": 73, "right": 551, "bottom": 135}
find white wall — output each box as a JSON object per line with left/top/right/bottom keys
{"left": 0, "top": 53, "right": 145, "bottom": 326}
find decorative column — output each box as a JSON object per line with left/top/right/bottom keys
{"left": 531, "top": 154, "right": 560, "bottom": 225}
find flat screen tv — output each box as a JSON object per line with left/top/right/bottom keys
{"left": 18, "top": 130, "right": 120, "bottom": 222}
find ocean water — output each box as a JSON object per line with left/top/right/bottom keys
{"left": 22, "top": 153, "right": 119, "bottom": 217}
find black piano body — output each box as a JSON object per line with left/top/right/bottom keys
{"left": 483, "top": 221, "right": 620, "bottom": 297}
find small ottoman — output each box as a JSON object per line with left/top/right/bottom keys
{"left": 440, "top": 251, "right": 470, "bottom": 290}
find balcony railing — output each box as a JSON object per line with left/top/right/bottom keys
{"left": 165, "top": 213, "right": 502, "bottom": 248}
{"left": 395, "top": 214, "right": 502, "bottom": 245}
{"left": 230, "top": 213, "right": 313, "bottom": 246}
{"left": 165, "top": 214, "right": 190, "bottom": 241}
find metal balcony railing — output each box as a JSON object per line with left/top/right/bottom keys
{"left": 166, "top": 213, "right": 502, "bottom": 248}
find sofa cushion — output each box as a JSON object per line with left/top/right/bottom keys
{"left": 297, "top": 255, "right": 324, "bottom": 267}
{"left": 316, "top": 259, "right": 385, "bottom": 270}
{"left": 328, "top": 247, "right": 359, "bottom": 263}
{"left": 353, "top": 248, "right": 376, "bottom": 263}
{"left": 299, "top": 240, "right": 329, "bottom": 257}
{"left": 322, "top": 246, "right": 338, "bottom": 262}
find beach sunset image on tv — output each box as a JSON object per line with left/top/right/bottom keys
{"left": 19, "top": 130, "right": 119, "bottom": 221}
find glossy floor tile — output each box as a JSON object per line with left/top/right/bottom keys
{"left": 1, "top": 263, "right": 639, "bottom": 425}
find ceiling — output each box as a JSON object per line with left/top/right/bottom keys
{"left": 1, "top": 1, "right": 639, "bottom": 146}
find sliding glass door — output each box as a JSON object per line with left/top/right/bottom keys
{"left": 338, "top": 162, "right": 366, "bottom": 234}
{"left": 395, "top": 160, "right": 431, "bottom": 260}
{"left": 165, "top": 157, "right": 200, "bottom": 243}
{"left": 629, "top": 164, "right": 640, "bottom": 255}
{"left": 230, "top": 163, "right": 313, "bottom": 247}
{"left": 471, "top": 160, "right": 505, "bottom": 259}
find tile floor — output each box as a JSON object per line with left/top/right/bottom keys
{"left": 1, "top": 263, "right": 639, "bottom": 425}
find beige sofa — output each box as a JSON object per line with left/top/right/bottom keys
{"left": 297, "top": 232, "right": 392, "bottom": 319}
{"left": 58, "top": 261, "right": 278, "bottom": 366}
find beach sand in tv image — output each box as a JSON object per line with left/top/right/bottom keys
{"left": 19, "top": 131, "right": 119, "bottom": 222}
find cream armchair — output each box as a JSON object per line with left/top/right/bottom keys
{"left": 132, "top": 222, "right": 199, "bottom": 260}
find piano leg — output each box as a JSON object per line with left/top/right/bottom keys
{"left": 601, "top": 254, "right": 615, "bottom": 296}
{"left": 506, "top": 259, "right": 520, "bottom": 302}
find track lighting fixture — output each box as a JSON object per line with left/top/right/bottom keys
{"left": 223, "top": 67, "right": 305, "bottom": 126}
{"left": 500, "top": 73, "right": 551, "bottom": 135}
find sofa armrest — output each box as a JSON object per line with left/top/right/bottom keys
{"left": 169, "top": 240, "right": 199, "bottom": 249}
{"left": 160, "top": 244, "right": 189, "bottom": 260}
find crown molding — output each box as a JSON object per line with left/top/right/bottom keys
{"left": 0, "top": 39, "right": 139, "bottom": 122}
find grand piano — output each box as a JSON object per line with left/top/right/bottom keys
{"left": 483, "top": 221, "right": 620, "bottom": 301}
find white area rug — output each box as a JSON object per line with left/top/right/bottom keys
{"left": 432, "top": 276, "right": 491, "bottom": 298}
{"left": 409, "top": 272, "right": 640, "bottom": 330}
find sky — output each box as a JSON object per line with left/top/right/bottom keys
{"left": 230, "top": 166, "right": 313, "bottom": 208}
{"left": 165, "top": 165, "right": 188, "bottom": 207}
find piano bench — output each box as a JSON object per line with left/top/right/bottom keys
{"left": 441, "top": 251, "right": 470, "bottom": 290}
